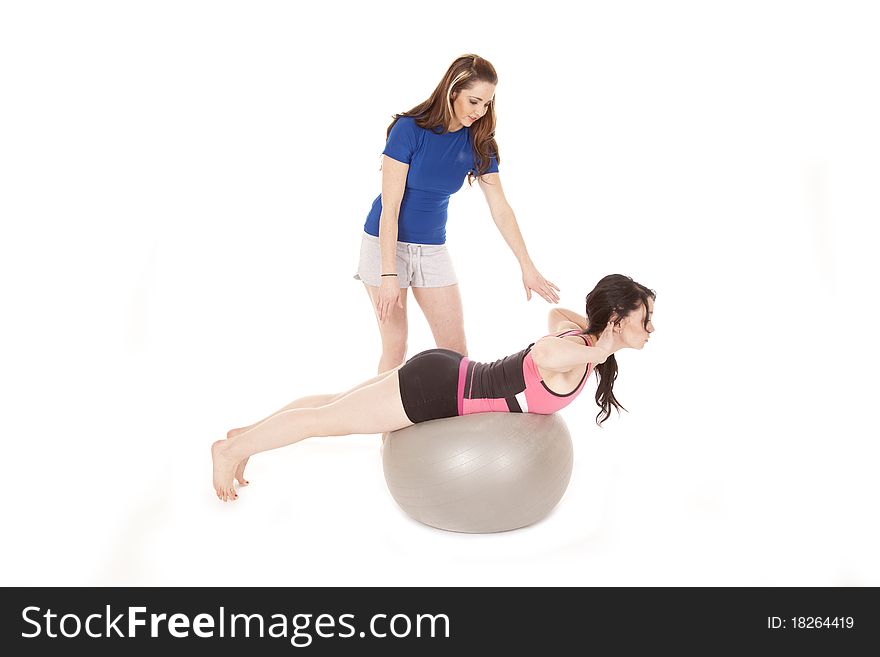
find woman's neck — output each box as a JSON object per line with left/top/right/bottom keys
{"left": 584, "top": 331, "right": 623, "bottom": 356}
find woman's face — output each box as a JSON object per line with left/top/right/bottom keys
{"left": 450, "top": 81, "right": 495, "bottom": 130}
{"left": 618, "top": 298, "right": 655, "bottom": 349}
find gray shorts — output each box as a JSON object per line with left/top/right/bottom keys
{"left": 353, "top": 232, "right": 458, "bottom": 288}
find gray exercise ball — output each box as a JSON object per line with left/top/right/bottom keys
{"left": 382, "top": 412, "right": 573, "bottom": 533}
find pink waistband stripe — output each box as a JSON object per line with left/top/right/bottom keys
{"left": 457, "top": 357, "right": 470, "bottom": 416}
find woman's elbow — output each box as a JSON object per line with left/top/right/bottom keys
{"left": 379, "top": 204, "right": 401, "bottom": 221}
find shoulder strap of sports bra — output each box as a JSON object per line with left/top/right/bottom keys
{"left": 556, "top": 329, "right": 591, "bottom": 345}
{"left": 529, "top": 329, "right": 591, "bottom": 350}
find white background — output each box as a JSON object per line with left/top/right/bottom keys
{"left": 1, "top": 0, "right": 877, "bottom": 586}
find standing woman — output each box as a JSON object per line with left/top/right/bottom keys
{"left": 355, "top": 54, "right": 560, "bottom": 372}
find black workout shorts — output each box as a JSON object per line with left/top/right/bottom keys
{"left": 397, "top": 348, "right": 463, "bottom": 424}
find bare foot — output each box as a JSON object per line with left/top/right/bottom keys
{"left": 225, "top": 427, "right": 251, "bottom": 485}
{"left": 211, "top": 440, "right": 239, "bottom": 502}
{"left": 233, "top": 456, "right": 250, "bottom": 486}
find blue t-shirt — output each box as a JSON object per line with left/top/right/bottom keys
{"left": 363, "top": 116, "right": 499, "bottom": 245}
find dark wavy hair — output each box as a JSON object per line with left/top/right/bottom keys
{"left": 387, "top": 54, "right": 499, "bottom": 185}
{"left": 584, "top": 274, "right": 656, "bottom": 426}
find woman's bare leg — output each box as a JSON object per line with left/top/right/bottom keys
{"left": 412, "top": 284, "right": 467, "bottom": 356}
{"left": 225, "top": 369, "right": 402, "bottom": 484}
{"left": 227, "top": 396, "right": 334, "bottom": 438}
{"left": 226, "top": 394, "right": 339, "bottom": 486}
{"left": 211, "top": 369, "right": 413, "bottom": 501}
{"left": 228, "top": 370, "right": 401, "bottom": 437}
{"left": 364, "top": 283, "right": 409, "bottom": 373}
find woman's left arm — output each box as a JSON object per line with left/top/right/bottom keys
{"left": 478, "top": 173, "right": 560, "bottom": 303}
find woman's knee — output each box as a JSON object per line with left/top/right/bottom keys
{"left": 382, "top": 342, "right": 408, "bottom": 363}
{"left": 380, "top": 326, "right": 408, "bottom": 354}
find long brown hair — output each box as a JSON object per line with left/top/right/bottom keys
{"left": 584, "top": 274, "right": 656, "bottom": 426}
{"left": 387, "top": 54, "right": 500, "bottom": 184}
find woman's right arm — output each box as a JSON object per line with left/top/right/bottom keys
{"left": 376, "top": 155, "right": 409, "bottom": 322}
{"left": 548, "top": 308, "right": 587, "bottom": 332}
{"left": 531, "top": 321, "right": 614, "bottom": 371}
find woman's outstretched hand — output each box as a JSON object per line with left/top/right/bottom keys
{"left": 593, "top": 321, "right": 616, "bottom": 364}
{"left": 377, "top": 277, "right": 403, "bottom": 322}
{"left": 522, "top": 264, "right": 561, "bottom": 303}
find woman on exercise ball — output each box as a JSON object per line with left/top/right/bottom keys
{"left": 212, "top": 275, "right": 655, "bottom": 501}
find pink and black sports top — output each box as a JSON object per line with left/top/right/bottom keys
{"left": 457, "top": 330, "right": 593, "bottom": 416}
